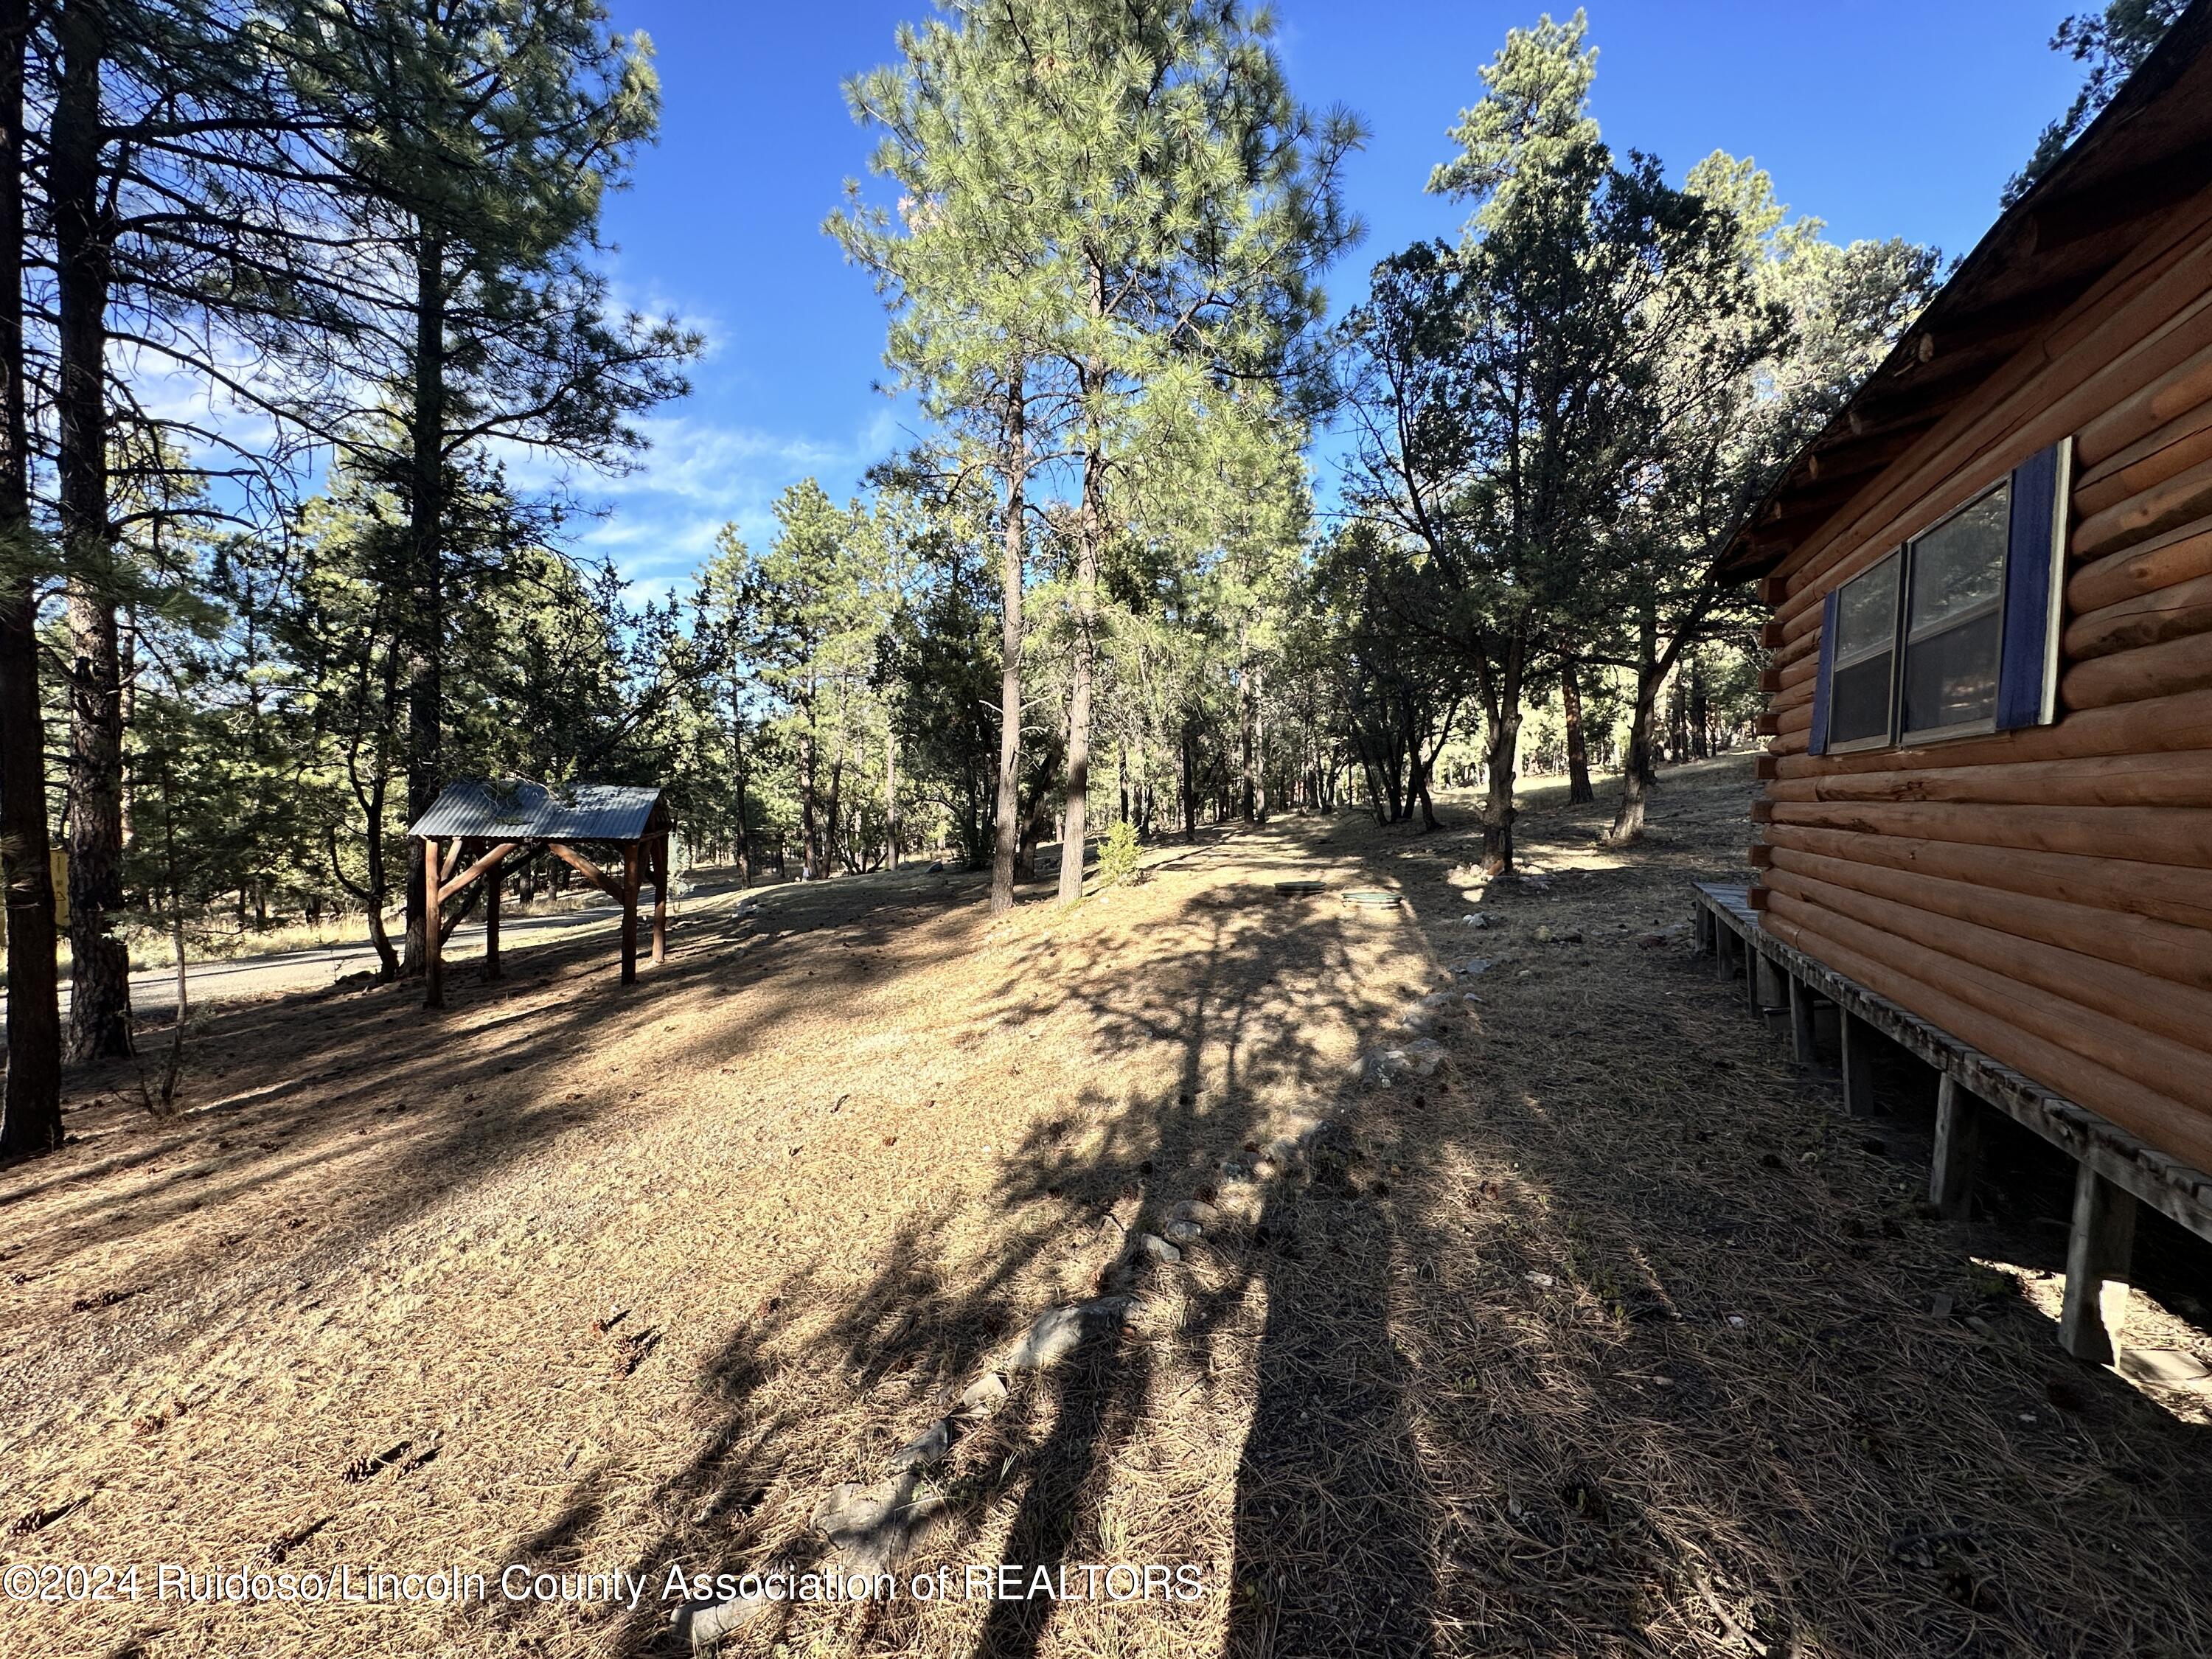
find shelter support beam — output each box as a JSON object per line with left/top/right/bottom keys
{"left": 651, "top": 832, "right": 668, "bottom": 967}
{"left": 620, "top": 842, "right": 640, "bottom": 985}
{"left": 422, "top": 837, "right": 443, "bottom": 1010}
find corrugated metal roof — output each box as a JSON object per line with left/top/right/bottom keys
{"left": 406, "top": 779, "right": 667, "bottom": 841}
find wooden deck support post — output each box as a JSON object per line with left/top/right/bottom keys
{"left": 1788, "top": 975, "right": 1820, "bottom": 1065}
{"left": 1712, "top": 924, "right": 1737, "bottom": 982}
{"left": 651, "top": 832, "right": 667, "bottom": 967}
{"left": 1928, "top": 1075, "right": 1980, "bottom": 1220}
{"left": 1693, "top": 901, "right": 1714, "bottom": 955}
{"left": 1840, "top": 1009, "right": 1877, "bottom": 1116}
{"left": 620, "top": 841, "right": 641, "bottom": 985}
{"left": 1753, "top": 951, "right": 1785, "bottom": 1012}
{"left": 2060, "top": 1161, "right": 2138, "bottom": 1363}
{"left": 422, "top": 836, "right": 444, "bottom": 1009}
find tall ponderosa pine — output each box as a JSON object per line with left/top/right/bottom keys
{"left": 0, "top": 0, "right": 60, "bottom": 1153}
{"left": 836, "top": 0, "right": 1357, "bottom": 908}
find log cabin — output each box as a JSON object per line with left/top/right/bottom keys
{"left": 1705, "top": 1, "right": 2212, "bottom": 1363}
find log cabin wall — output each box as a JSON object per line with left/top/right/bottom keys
{"left": 1743, "top": 182, "right": 2212, "bottom": 1179}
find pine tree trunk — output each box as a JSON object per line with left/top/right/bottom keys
{"left": 990, "top": 381, "right": 1027, "bottom": 914}
{"left": 799, "top": 716, "right": 820, "bottom": 880}
{"left": 731, "top": 682, "right": 752, "bottom": 885}
{"left": 884, "top": 720, "right": 899, "bottom": 871}
{"left": 402, "top": 232, "right": 446, "bottom": 977}
{"left": 1479, "top": 630, "right": 1527, "bottom": 873}
{"left": 1056, "top": 449, "right": 1102, "bottom": 905}
{"left": 1180, "top": 717, "right": 1197, "bottom": 842}
{"left": 1562, "top": 659, "right": 1593, "bottom": 804}
{"left": 0, "top": 0, "right": 61, "bottom": 1152}
{"left": 55, "top": 4, "right": 131, "bottom": 1061}
{"left": 1608, "top": 606, "right": 1663, "bottom": 844}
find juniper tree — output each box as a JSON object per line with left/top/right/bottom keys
{"left": 1343, "top": 10, "right": 1769, "bottom": 870}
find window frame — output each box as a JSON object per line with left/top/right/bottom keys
{"left": 1822, "top": 548, "right": 1904, "bottom": 756}
{"left": 1809, "top": 441, "right": 2073, "bottom": 759}
{"left": 1897, "top": 479, "right": 2011, "bottom": 748}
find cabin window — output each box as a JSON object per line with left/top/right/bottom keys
{"left": 1807, "top": 440, "right": 2071, "bottom": 756}
{"left": 1901, "top": 482, "right": 2008, "bottom": 740}
{"left": 1825, "top": 551, "right": 1899, "bottom": 751}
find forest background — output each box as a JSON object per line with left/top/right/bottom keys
{"left": 0, "top": 0, "right": 2172, "bottom": 1156}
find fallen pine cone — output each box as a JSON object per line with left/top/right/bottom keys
{"left": 610, "top": 1329, "right": 661, "bottom": 1379}
{"left": 8, "top": 1498, "right": 87, "bottom": 1537}
{"left": 341, "top": 1441, "right": 412, "bottom": 1484}
{"left": 264, "top": 1517, "right": 327, "bottom": 1565}
{"left": 69, "top": 1287, "right": 138, "bottom": 1314}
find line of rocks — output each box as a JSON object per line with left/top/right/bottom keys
{"left": 674, "top": 988, "right": 1459, "bottom": 1651}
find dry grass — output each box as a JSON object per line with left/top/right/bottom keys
{"left": 1, "top": 757, "right": 2207, "bottom": 1659}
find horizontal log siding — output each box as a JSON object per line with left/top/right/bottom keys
{"left": 1747, "top": 193, "right": 2212, "bottom": 1178}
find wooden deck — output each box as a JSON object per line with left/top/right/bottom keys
{"left": 1691, "top": 880, "right": 2212, "bottom": 1365}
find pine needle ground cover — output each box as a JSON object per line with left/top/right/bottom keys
{"left": 4, "top": 757, "right": 2208, "bottom": 1658}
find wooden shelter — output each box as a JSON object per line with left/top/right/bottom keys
{"left": 406, "top": 780, "right": 673, "bottom": 1009}
{"left": 1712, "top": 2, "right": 2212, "bottom": 1361}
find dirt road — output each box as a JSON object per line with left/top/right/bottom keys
{"left": 8, "top": 886, "right": 746, "bottom": 1021}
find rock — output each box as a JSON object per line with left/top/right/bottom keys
{"left": 959, "top": 1371, "right": 1009, "bottom": 1417}
{"left": 1169, "top": 1198, "right": 1221, "bottom": 1228}
{"left": 1460, "top": 911, "right": 1492, "bottom": 928}
{"left": 1006, "top": 1298, "right": 1130, "bottom": 1371}
{"left": 1533, "top": 925, "right": 1554, "bottom": 942}
{"left": 887, "top": 1417, "right": 953, "bottom": 1471}
{"left": 673, "top": 1587, "right": 767, "bottom": 1648}
{"left": 1453, "top": 958, "right": 1493, "bottom": 977}
{"left": 1403, "top": 1038, "right": 1447, "bottom": 1078}
{"left": 1163, "top": 1219, "right": 1203, "bottom": 1245}
{"left": 2118, "top": 1348, "right": 2212, "bottom": 1387}
{"left": 926, "top": 860, "right": 945, "bottom": 874}
{"left": 1132, "top": 1233, "right": 1182, "bottom": 1265}
{"left": 813, "top": 1467, "right": 943, "bottom": 1574}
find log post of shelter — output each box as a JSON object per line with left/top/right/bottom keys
{"left": 406, "top": 781, "right": 673, "bottom": 1008}
{"left": 651, "top": 831, "right": 668, "bottom": 967}
{"left": 484, "top": 852, "right": 501, "bottom": 980}
{"left": 422, "top": 835, "right": 444, "bottom": 1009}
{"left": 620, "top": 841, "right": 640, "bottom": 986}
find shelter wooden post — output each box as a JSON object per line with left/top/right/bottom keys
{"left": 1929, "top": 1075, "right": 1980, "bottom": 1220}
{"left": 484, "top": 853, "right": 502, "bottom": 981}
{"left": 620, "top": 841, "right": 641, "bottom": 985}
{"left": 2060, "top": 1161, "right": 2138, "bottom": 1363}
{"left": 651, "top": 832, "right": 667, "bottom": 967}
{"left": 1840, "top": 1009, "right": 1876, "bottom": 1115}
{"left": 422, "top": 836, "right": 444, "bottom": 1009}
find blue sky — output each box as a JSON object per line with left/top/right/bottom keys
{"left": 580, "top": 1, "right": 2089, "bottom": 596}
